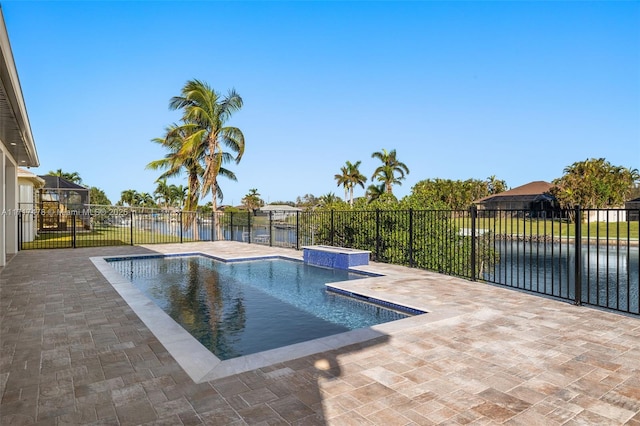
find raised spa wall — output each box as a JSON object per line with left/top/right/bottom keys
{"left": 302, "top": 246, "right": 370, "bottom": 270}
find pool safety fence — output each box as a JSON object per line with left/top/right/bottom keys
{"left": 16, "top": 205, "right": 640, "bottom": 315}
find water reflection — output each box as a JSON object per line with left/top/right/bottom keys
{"left": 484, "top": 241, "right": 639, "bottom": 313}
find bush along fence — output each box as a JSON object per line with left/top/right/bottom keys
{"left": 17, "top": 205, "right": 640, "bottom": 315}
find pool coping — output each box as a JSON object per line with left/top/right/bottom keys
{"left": 90, "top": 252, "right": 456, "bottom": 383}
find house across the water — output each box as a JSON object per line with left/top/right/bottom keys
{"left": 474, "top": 181, "right": 558, "bottom": 217}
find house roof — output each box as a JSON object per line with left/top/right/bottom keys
{"left": 475, "top": 181, "right": 555, "bottom": 204}
{"left": 260, "top": 204, "right": 301, "bottom": 212}
{"left": 18, "top": 167, "right": 45, "bottom": 186}
{"left": 39, "top": 175, "right": 88, "bottom": 191}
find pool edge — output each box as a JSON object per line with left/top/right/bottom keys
{"left": 90, "top": 252, "right": 441, "bottom": 383}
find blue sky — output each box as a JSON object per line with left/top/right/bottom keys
{"left": 4, "top": 1, "right": 639, "bottom": 206}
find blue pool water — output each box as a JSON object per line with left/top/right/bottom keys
{"left": 107, "top": 255, "right": 410, "bottom": 360}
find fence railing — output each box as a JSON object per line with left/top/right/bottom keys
{"left": 17, "top": 205, "right": 640, "bottom": 315}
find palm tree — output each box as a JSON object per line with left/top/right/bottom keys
{"left": 335, "top": 161, "right": 367, "bottom": 206}
{"left": 334, "top": 165, "right": 350, "bottom": 203}
{"left": 120, "top": 189, "right": 137, "bottom": 207}
{"left": 371, "top": 149, "right": 410, "bottom": 194}
{"left": 168, "top": 80, "right": 245, "bottom": 213}
{"left": 136, "top": 192, "right": 155, "bottom": 208}
{"left": 47, "top": 169, "right": 83, "bottom": 184}
{"left": 365, "top": 183, "right": 386, "bottom": 203}
{"left": 319, "top": 192, "right": 340, "bottom": 206}
{"left": 170, "top": 185, "right": 187, "bottom": 209}
{"left": 153, "top": 178, "right": 171, "bottom": 209}
{"left": 148, "top": 123, "right": 204, "bottom": 213}
{"left": 241, "top": 188, "right": 263, "bottom": 212}
{"left": 347, "top": 161, "right": 367, "bottom": 206}
{"left": 148, "top": 123, "right": 207, "bottom": 237}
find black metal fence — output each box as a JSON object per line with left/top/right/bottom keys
{"left": 17, "top": 205, "right": 640, "bottom": 315}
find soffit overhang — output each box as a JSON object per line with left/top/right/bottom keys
{"left": 0, "top": 7, "right": 39, "bottom": 167}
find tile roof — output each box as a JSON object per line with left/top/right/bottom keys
{"left": 475, "top": 181, "right": 554, "bottom": 203}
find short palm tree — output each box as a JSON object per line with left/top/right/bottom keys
{"left": 319, "top": 192, "right": 340, "bottom": 206}
{"left": 148, "top": 124, "right": 204, "bottom": 212}
{"left": 371, "top": 149, "right": 410, "bottom": 194}
{"left": 47, "top": 169, "right": 83, "bottom": 185}
{"left": 242, "top": 188, "right": 263, "bottom": 212}
{"left": 366, "top": 183, "right": 386, "bottom": 203}
{"left": 153, "top": 178, "right": 171, "bottom": 209}
{"left": 136, "top": 192, "right": 155, "bottom": 208}
{"left": 120, "top": 189, "right": 137, "bottom": 207}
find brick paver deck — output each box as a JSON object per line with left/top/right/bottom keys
{"left": 1, "top": 242, "right": 639, "bottom": 425}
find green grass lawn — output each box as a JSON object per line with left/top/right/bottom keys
{"left": 22, "top": 225, "right": 192, "bottom": 249}
{"left": 469, "top": 217, "right": 639, "bottom": 240}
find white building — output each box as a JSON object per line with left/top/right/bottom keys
{"left": 17, "top": 167, "right": 44, "bottom": 242}
{"left": 259, "top": 204, "right": 301, "bottom": 221}
{"left": 1, "top": 6, "right": 39, "bottom": 266}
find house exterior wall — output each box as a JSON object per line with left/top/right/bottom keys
{"left": 18, "top": 177, "right": 39, "bottom": 242}
{"left": 586, "top": 209, "right": 627, "bottom": 223}
{"left": 0, "top": 146, "right": 19, "bottom": 265}
{"left": 0, "top": 146, "right": 5, "bottom": 266}
{"left": 1, "top": 7, "right": 40, "bottom": 265}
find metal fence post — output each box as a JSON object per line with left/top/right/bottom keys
{"left": 269, "top": 211, "right": 273, "bottom": 247}
{"left": 330, "top": 210, "right": 335, "bottom": 247}
{"left": 72, "top": 211, "right": 77, "bottom": 248}
{"left": 470, "top": 206, "right": 477, "bottom": 281}
{"left": 247, "top": 210, "right": 252, "bottom": 244}
{"left": 179, "top": 211, "right": 183, "bottom": 243}
{"left": 408, "top": 208, "right": 414, "bottom": 267}
{"left": 296, "top": 211, "right": 300, "bottom": 250}
{"left": 574, "top": 205, "right": 582, "bottom": 305}
{"left": 17, "top": 211, "right": 22, "bottom": 251}
{"left": 375, "top": 209, "right": 380, "bottom": 261}
{"left": 130, "top": 210, "right": 134, "bottom": 245}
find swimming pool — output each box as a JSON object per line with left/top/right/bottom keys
{"left": 107, "top": 255, "right": 412, "bottom": 360}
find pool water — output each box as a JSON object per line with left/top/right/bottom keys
{"left": 108, "top": 255, "right": 408, "bottom": 360}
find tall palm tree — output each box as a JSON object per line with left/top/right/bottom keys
{"left": 371, "top": 149, "right": 410, "bottom": 194}
{"left": 335, "top": 161, "right": 367, "bottom": 206}
{"left": 334, "top": 165, "right": 350, "bottom": 203}
{"left": 168, "top": 80, "right": 245, "bottom": 213}
{"left": 347, "top": 160, "right": 367, "bottom": 206}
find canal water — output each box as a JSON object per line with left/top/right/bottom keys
{"left": 484, "top": 240, "right": 639, "bottom": 313}
{"left": 142, "top": 219, "right": 639, "bottom": 313}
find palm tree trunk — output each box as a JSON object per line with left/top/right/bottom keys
{"left": 212, "top": 191, "right": 223, "bottom": 240}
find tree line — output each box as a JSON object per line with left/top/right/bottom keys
{"left": 46, "top": 79, "right": 638, "bottom": 214}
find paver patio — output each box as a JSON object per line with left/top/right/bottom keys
{"left": 1, "top": 242, "right": 639, "bottom": 425}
